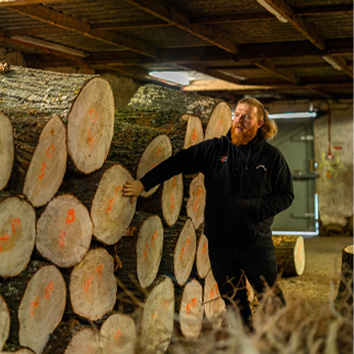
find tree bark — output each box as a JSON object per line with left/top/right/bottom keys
{"left": 0, "top": 64, "right": 115, "bottom": 174}
{"left": 178, "top": 279, "right": 204, "bottom": 339}
{"left": 139, "top": 276, "right": 174, "bottom": 354}
{"left": 36, "top": 194, "right": 93, "bottom": 268}
{"left": 272, "top": 235, "right": 306, "bottom": 276}
{"left": 18, "top": 265, "right": 66, "bottom": 354}
{"left": 69, "top": 248, "right": 117, "bottom": 322}
{"left": 0, "top": 294, "right": 10, "bottom": 351}
{"left": 0, "top": 196, "right": 36, "bottom": 278}
{"left": 7, "top": 112, "right": 67, "bottom": 207}
{"left": 0, "top": 112, "right": 14, "bottom": 192}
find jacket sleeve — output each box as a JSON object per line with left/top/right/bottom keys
{"left": 236, "top": 152, "right": 294, "bottom": 223}
{"left": 140, "top": 139, "right": 213, "bottom": 191}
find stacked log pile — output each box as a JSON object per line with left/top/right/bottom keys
{"left": 0, "top": 70, "right": 306, "bottom": 353}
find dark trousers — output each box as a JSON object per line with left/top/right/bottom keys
{"left": 209, "top": 245, "right": 286, "bottom": 330}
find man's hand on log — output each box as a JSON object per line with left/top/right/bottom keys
{"left": 123, "top": 180, "right": 145, "bottom": 204}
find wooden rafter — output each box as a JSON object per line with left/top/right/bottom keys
{"left": 258, "top": 0, "right": 326, "bottom": 50}
{"left": 254, "top": 60, "right": 299, "bottom": 84}
{"left": 122, "top": 0, "right": 238, "bottom": 54}
{"left": 7, "top": 4, "right": 158, "bottom": 57}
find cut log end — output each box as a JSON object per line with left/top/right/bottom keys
{"left": 204, "top": 102, "right": 232, "bottom": 140}
{"left": 196, "top": 234, "right": 211, "bottom": 279}
{"left": 67, "top": 77, "right": 115, "bottom": 174}
{"left": 0, "top": 112, "right": 14, "bottom": 192}
{"left": 36, "top": 194, "right": 93, "bottom": 268}
{"left": 186, "top": 173, "right": 206, "bottom": 230}
{"left": 23, "top": 115, "right": 67, "bottom": 207}
{"left": 182, "top": 115, "right": 204, "bottom": 149}
{"left": 0, "top": 197, "right": 36, "bottom": 278}
{"left": 0, "top": 295, "right": 10, "bottom": 351}
{"left": 91, "top": 164, "right": 136, "bottom": 245}
{"left": 137, "top": 134, "right": 172, "bottom": 198}
{"left": 18, "top": 265, "right": 66, "bottom": 354}
{"left": 162, "top": 174, "right": 183, "bottom": 227}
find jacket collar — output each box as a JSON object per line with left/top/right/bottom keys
{"left": 226, "top": 129, "right": 264, "bottom": 149}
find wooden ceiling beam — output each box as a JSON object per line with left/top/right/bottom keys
{"left": 254, "top": 60, "right": 299, "bottom": 84}
{"left": 122, "top": 0, "right": 238, "bottom": 54}
{"left": 258, "top": 0, "right": 326, "bottom": 50}
{"left": 7, "top": 4, "right": 158, "bottom": 57}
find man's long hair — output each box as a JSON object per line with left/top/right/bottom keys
{"left": 237, "top": 97, "right": 278, "bottom": 140}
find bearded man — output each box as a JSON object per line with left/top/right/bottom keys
{"left": 123, "top": 97, "right": 294, "bottom": 331}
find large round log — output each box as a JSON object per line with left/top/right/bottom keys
{"left": 139, "top": 276, "right": 174, "bottom": 354}
{"left": 0, "top": 294, "right": 10, "bottom": 351}
{"left": 0, "top": 64, "right": 115, "bottom": 174}
{"left": 70, "top": 248, "right": 117, "bottom": 322}
{"left": 0, "top": 196, "right": 36, "bottom": 278}
{"left": 204, "top": 101, "right": 232, "bottom": 140}
{"left": 0, "top": 112, "right": 14, "bottom": 192}
{"left": 179, "top": 279, "right": 204, "bottom": 339}
{"left": 9, "top": 112, "right": 67, "bottom": 207}
{"left": 91, "top": 164, "right": 137, "bottom": 245}
{"left": 36, "top": 194, "right": 93, "bottom": 268}
{"left": 18, "top": 265, "right": 66, "bottom": 354}
{"left": 100, "top": 312, "right": 136, "bottom": 354}
{"left": 204, "top": 270, "right": 226, "bottom": 329}
{"left": 272, "top": 235, "right": 306, "bottom": 276}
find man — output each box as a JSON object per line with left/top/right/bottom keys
{"left": 123, "top": 97, "right": 294, "bottom": 330}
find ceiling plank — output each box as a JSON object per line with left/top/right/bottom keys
{"left": 0, "top": 0, "right": 77, "bottom": 5}
{"left": 254, "top": 60, "right": 299, "bottom": 84}
{"left": 259, "top": 0, "right": 326, "bottom": 50}
{"left": 123, "top": 0, "right": 238, "bottom": 54}
{"left": 7, "top": 4, "right": 158, "bottom": 57}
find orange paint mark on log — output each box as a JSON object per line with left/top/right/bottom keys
{"left": 106, "top": 198, "right": 115, "bottom": 213}
{"left": 11, "top": 218, "right": 20, "bottom": 234}
{"left": 163, "top": 300, "right": 169, "bottom": 310}
{"left": 45, "top": 281, "right": 54, "bottom": 299}
{"left": 185, "top": 302, "right": 191, "bottom": 315}
{"left": 192, "top": 129, "right": 197, "bottom": 140}
{"left": 115, "top": 185, "right": 122, "bottom": 195}
{"left": 58, "top": 230, "right": 66, "bottom": 247}
{"left": 179, "top": 236, "right": 191, "bottom": 260}
{"left": 216, "top": 121, "right": 222, "bottom": 131}
{"left": 30, "top": 296, "right": 40, "bottom": 317}
{"left": 170, "top": 194, "right": 175, "bottom": 210}
{"left": 152, "top": 310, "right": 159, "bottom": 321}
{"left": 114, "top": 328, "right": 122, "bottom": 343}
{"left": 89, "top": 108, "right": 98, "bottom": 123}
{"left": 84, "top": 275, "right": 94, "bottom": 292}
{"left": 0, "top": 232, "right": 9, "bottom": 252}
{"left": 172, "top": 176, "right": 177, "bottom": 188}
{"left": 65, "top": 209, "right": 75, "bottom": 224}
{"left": 202, "top": 242, "right": 207, "bottom": 254}
{"left": 38, "top": 162, "right": 46, "bottom": 180}
{"left": 96, "top": 264, "right": 104, "bottom": 279}
{"left": 143, "top": 244, "right": 149, "bottom": 259}
{"left": 155, "top": 147, "right": 162, "bottom": 158}
{"left": 88, "top": 126, "right": 95, "bottom": 150}
{"left": 150, "top": 163, "right": 157, "bottom": 170}
{"left": 151, "top": 230, "right": 158, "bottom": 247}
{"left": 46, "top": 144, "right": 55, "bottom": 158}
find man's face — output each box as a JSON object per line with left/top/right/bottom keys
{"left": 231, "top": 103, "right": 263, "bottom": 146}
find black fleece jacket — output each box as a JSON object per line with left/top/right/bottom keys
{"left": 141, "top": 130, "right": 294, "bottom": 249}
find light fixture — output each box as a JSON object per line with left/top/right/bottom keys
{"left": 268, "top": 111, "right": 318, "bottom": 119}
{"left": 11, "top": 35, "right": 87, "bottom": 58}
{"left": 149, "top": 71, "right": 190, "bottom": 86}
{"left": 256, "top": 0, "right": 288, "bottom": 23}
{"left": 322, "top": 55, "right": 343, "bottom": 71}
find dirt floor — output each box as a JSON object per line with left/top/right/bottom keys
{"left": 278, "top": 235, "right": 353, "bottom": 312}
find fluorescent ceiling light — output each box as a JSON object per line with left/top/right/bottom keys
{"left": 256, "top": 0, "right": 288, "bottom": 23}
{"left": 149, "top": 71, "right": 190, "bottom": 86}
{"left": 322, "top": 55, "right": 343, "bottom": 71}
{"left": 11, "top": 35, "right": 87, "bottom": 58}
{"left": 268, "top": 111, "right": 318, "bottom": 119}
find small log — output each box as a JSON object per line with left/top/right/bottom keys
{"left": 9, "top": 113, "right": 67, "bottom": 207}
{"left": 204, "top": 270, "right": 226, "bottom": 328}
{"left": 65, "top": 328, "right": 102, "bottom": 353}
{"left": 36, "top": 194, "right": 93, "bottom": 268}
{"left": 100, "top": 313, "right": 136, "bottom": 353}
{"left": 335, "top": 244, "right": 353, "bottom": 308}
{"left": 0, "top": 294, "right": 10, "bottom": 351}
{"left": 91, "top": 164, "right": 136, "bottom": 245}
{"left": 139, "top": 277, "right": 174, "bottom": 354}
{"left": 196, "top": 233, "right": 211, "bottom": 279}
{"left": 185, "top": 173, "right": 206, "bottom": 230}
{"left": 179, "top": 279, "right": 204, "bottom": 339}
{"left": 18, "top": 265, "right": 66, "bottom": 353}
{"left": 0, "top": 112, "right": 14, "bottom": 192}
{"left": 0, "top": 196, "right": 36, "bottom": 278}
{"left": 70, "top": 248, "right": 117, "bottom": 321}
{"left": 137, "top": 134, "right": 172, "bottom": 198}
{"left": 183, "top": 115, "right": 204, "bottom": 149}
{"left": 0, "top": 64, "right": 115, "bottom": 174}
{"left": 204, "top": 101, "right": 232, "bottom": 140}
{"left": 160, "top": 218, "right": 196, "bottom": 286}
{"left": 272, "top": 235, "right": 306, "bottom": 276}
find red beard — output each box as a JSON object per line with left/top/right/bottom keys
{"left": 231, "top": 123, "right": 259, "bottom": 146}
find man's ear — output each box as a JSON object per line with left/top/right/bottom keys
{"left": 257, "top": 119, "right": 264, "bottom": 128}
